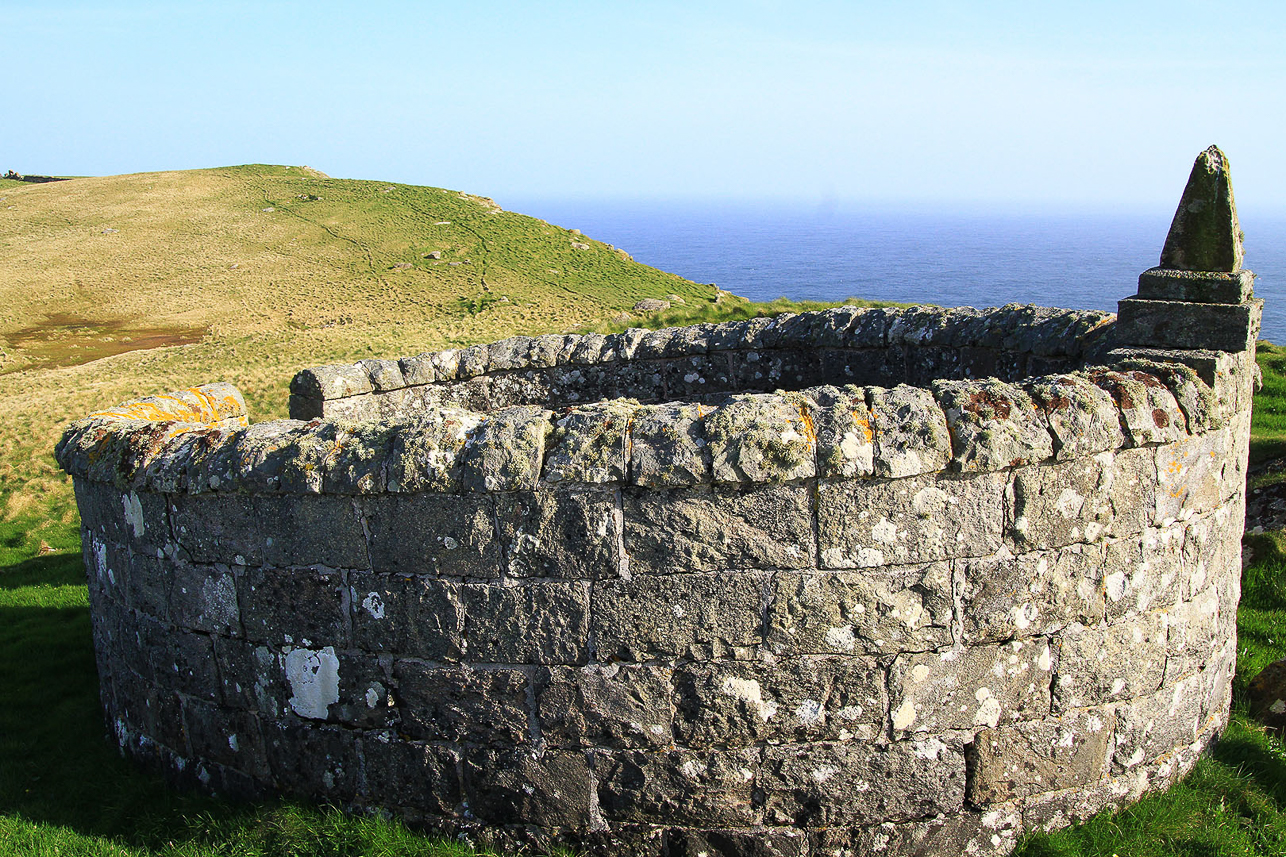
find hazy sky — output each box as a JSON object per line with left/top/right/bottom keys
{"left": 5, "top": 1, "right": 1284, "bottom": 210}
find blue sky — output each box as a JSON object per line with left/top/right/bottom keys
{"left": 5, "top": 1, "right": 1285, "bottom": 210}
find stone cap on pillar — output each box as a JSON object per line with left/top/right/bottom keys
{"left": 1116, "top": 145, "right": 1262, "bottom": 354}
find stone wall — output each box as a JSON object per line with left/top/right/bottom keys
{"left": 55, "top": 146, "right": 1263, "bottom": 856}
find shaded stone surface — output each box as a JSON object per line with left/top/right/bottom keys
{"left": 1247, "top": 658, "right": 1286, "bottom": 736}
{"left": 1159, "top": 145, "right": 1243, "bottom": 273}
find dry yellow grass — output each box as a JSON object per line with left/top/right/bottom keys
{"left": 0, "top": 165, "right": 718, "bottom": 551}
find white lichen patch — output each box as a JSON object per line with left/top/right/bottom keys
{"left": 285, "top": 646, "right": 341, "bottom": 719}
{"left": 871, "top": 518, "right": 899, "bottom": 545}
{"left": 823, "top": 625, "right": 856, "bottom": 651}
{"left": 892, "top": 698, "right": 917, "bottom": 731}
{"left": 362, "top": 592, "right": 385, "bottom": 619}
{"left": 795, "top": 699, "right": 824, "bottom": 725}
{"left": 122, "top": 492, "right": 146, "bottom": 538}
{"left": 721, "top": 676, "right": 778, "bottom": 721}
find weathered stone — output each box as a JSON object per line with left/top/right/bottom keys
{"left": 239, "top": 567, "right": 348, "bottom": 649}
{"left": 890, "top": 640, "right": 1052, "bottom": 734}
{"left": 1137, "top": 267, "right": 1254, "bottom": 304}
{"left": 1113, "top": 672, "right": 1204, "bottom": 772}
{"left": 122, "top": 552, "right": 173, "bottom": 620}
{"left": 1115, "top": 297, "right": 1261, "bottom": 353}
{"left": 1159, "top": 145, "right": 1243, "bottom": 272}
{"left": 463, "top": 748, "right": 593, "bottom": 828}
{"left": 486, "top": 336, "right": 531, "bottom": 371}
{"left": 1162, "top": 585, "right": 1222, "bottom": 684}
{"left": 625, "top": 484, "right": 813, "bottom": 573}
{"left": 673, "top": 656, "right": 885, "bottom": 746}
{"left": 594, "top": 747, "right": 759, "bottom": 827}
{"left": 664, "top": 353, "right": 736, "bottom": 399}
{"left": 183, "top": 698, "right": 270, "bottom": 781}
{"left": 818, "top": 809, "right": 1023, "bottom": 857}
{"left": 393, "top": 662, "right": 529, "bottom": 744}
{"left": 536, "top": 664, "right": 673, "bottom": 749}
{"left": 1087, "top": 368, "right": 1186, "bottom": 447}
{"left": 734, "top": 349, "right": 825, "bottom": 394}
{"left": 360, "top": 737, "right": 459, "bottom": 815}
{"left": 1022, "top": 774, "right": 1142, "bottom": 836}
{"left": 1025, "top": 373, "right": 1124, "bottom": 459}
{"left": 257, "top": 494, "right": 368, "bottom": 568}
{"left": 867, "top": 385, "right": 952, "bottom": 477}
{"left": 1103, "top": 526, "right": 1183, "bottom": 621}
{"left": 543, "top": 400, "right": 636, "bottom": 483}
{"left": 762, "top": 738, "right": 966, "bottom": 826}
{"left": 396, "top": 352, "right": 439, "bottom": 386}
{"left": 704, "top": 393, "right": 816, "bottom": 483}
{"left": 1008, "top": 454, "right": 1119, "bottom": 549}
{"left": 960, "top": 543, "right": 1106, "bottom": 643}
{"left": 364, "top": 493, "right": 500, "bottom": 578}
{"left": 386, "top": 408, "right": 482, "bottom": 492}
{"left": 609, "top": 327, "right": 649, "bottom": 361}
{"left": 808, "top": 385, "right": 875, "bottom": 479}
{"left": 1053, "top": 613, "right": 1167, "bottom": 711}
{"left": 1105, "top": 447, "right": 1156, "bottom": 537}
{"left": 349, "top": 572, "right": 464, "bottom": 660}
{"left": 496, "top": 487, "right": 618, "bottom": 579}
{"left": 356, "top": 358, "right": 406, "bottom": 392}
{"left": 934, "top": 378, "right": 1054, "bottom": 471}
{"left": 1155, "top": 428, "right": 1235, "bottom": 525}
{"left": 324, "top": 650, "right": 397, "bottom": 728}
{"left": 264, "top": 720, "right": 360, "bottom": 798}
{"left": 212, "top": 637, "right": 290, "bottom": 716}
{"left": 170, "top": 562, "right": 241, "bottom": 636}
{"left": 459, "top": 406, "right": 552, "bottom": 492}
{"left": 769, "top": 565, "right": 954, "bottom": 656}
{"left": 628, "top": 402, "right": 712, "bottom": 486}
{"left": 968, "top": 708, "right": 1113, "bottom": 803}
{"left": 1115, "top": 358, "right": 1221, "bottom": 435}
{"left": 593, "top": 573, "right": 766, "bottom": 661}
{"left": 207, "top": 419, "right": 315, "bottom": 493}
{"left": 462, "top": 580, "right": 590, "bottom": 664}
{"left": 666, "top": 827, "right": 808, "bottom": 857}
{"left": 290, "top": 364, "right": 372, "bottom": 401}
{"left": 818, "top": 472, "right": 1005, "bottom": 568}
{"left": 568, "top": 332, "right": 610, "bottom": 365}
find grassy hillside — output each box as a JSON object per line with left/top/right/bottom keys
{"left": 0, "top": 165, "right": 720, "bottom": 557}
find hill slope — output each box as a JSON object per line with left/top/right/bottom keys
{"left": 0, "top": 165, "right": 718, "bottom": 552}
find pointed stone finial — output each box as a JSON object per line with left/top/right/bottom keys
{"left": 1159, "top": 145, "right": 1244, "bottom": 272}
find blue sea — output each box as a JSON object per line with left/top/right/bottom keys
{"left": 509, "top": 200, "right": 1286, "bottom": 345}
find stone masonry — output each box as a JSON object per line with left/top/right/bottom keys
{"left": 57, "top": 147, "right": 1260, "bottom": 856}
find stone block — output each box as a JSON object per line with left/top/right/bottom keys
{"left": 1156, "top": 428, "right": 1235, "bottom": 525}
{"left": 818, "top": 472, "right": 1005, "bottom": 568}
{"left": 867, "top": 384, "right": 952, "bottom": 478}
{"left": 762, "top": 738, "right": 966, "bottom": 826}
{"left": 593, "top": 573, "right": 766, "bottom": 661}
{"left": 890, "top": 640, "right": 1052, "bottom": 734}
{"left": 1025, "top": 373, "right": 1124, "bottom": 459}
{"left": 543, "top": 400, "right": 636, "bottom": 483}
{"left": 170, "top": 562, "right": 241, "bottom": 636}
{"left": 822, "top": 347, "right": 902, "bottom": 388}
{"left": 385, "top": 407, "right": 482, "bottom": 492}
{"left": 1107, "top": 447, "right": 1156, "bottom": 537}
{"left": 463, "top": 747, "right": 593, "bottom": 828}
{"left": 664, "top": 354, "right": 736, "bottom": 400}
{"left": 152, "top": 629, "right": 220, "bottom": 702}
{"left": 1008, "top": 454, "right": 1122, "bottom": 550}
{"left": 1113, "top": 357, "right": 1223, "bottom": 436}
{"left": 325, "top": 650, "right": 398, "bottom": 728}
{"left": 1053, "top": 613, "right": 1167, "bottom": 711}
{"left": 1103, "top": 527, "right": 1183, "bottom": 621}
{"left": 360, "top": 736, "right": 460, "bottom": 815}
{"left": 594, "top": 747, "right": 759, "bottom": 827}
{"left": 1162, "top": 585, "right": 1222, "bottom": 684}
{"left": 960, "top": 543, "right": 1105, "bottom": 643}
{"left": 815, "top": 810, "right": 1023, "bottom": 857}
{"left": 808, "top": 384, "right": 875, "bottom": 479}
{"left": 768, "top": 565, "right": 954, "bottom": 656}
{"left": 264, "top": 720, "right": 360, "bottom": 799}
{"left": 628, "top": 402, "right": 712, "bottom": 486}
{"left": 536, "top": 664, "right": 673, "bottom": 749}
{"left": 459, "top": 406, "right": 553, "bottom": 492}
{"left": 672, "top": 656, "right": 885, "bottom": 747}
{"left": 239, "top": 566, "right": 348, "bottom": 648}
{"left": 606, "top": 360, "right": 667, "bottom": 402}
{"left": 967, "top": 707, "right": 1113, "bottom": 804}
{"left": 1088, "top": 368, "right": 1186, "bottom": 448}
{"left": 1116, "top": 297, "right": 1261, "bottom": 355}
{"left": 495, "top": 487, "right": 619, "bottom": 579}
{"left": 123, "top": 552, "right": 173, "bottom": 620}
{"left": 396, "top": 352, "right": 439, "bottom": 386}
{"left": 667, "top": 828, "right": 808, "bottom": 857}
{"left": 393, "top": 661, "right": 529, "bottom": 744}
{"left": 1022, "top": 775, "right": 1141, "bottom": 837}
{"left": 364, "top": 493, "right": 501, "bottom": 578}
{"left": 624, "top": 484, "right": 813, "bottom": 574}
{"left": 704, "top": 393, "right": 816, "bottom": 483}
{"left": 734, "top": 349, "right": 825, "bottom": 393}
{"left": 462, "top": 580, "right": 590, "bottom": 664}
{"left": 484, "top": 370, "right": 552, "bottom": 410}
{"left": 183, "top": 698, "right": 269, "bottom": 780}
{"left": 290, "top": 363, "right": 372, "bottom": 401}
{"left": 1112, "top": 673, "right": 1203, "bottom": 772}
{"left": 170, "top": 494, "right": 263, "bottom": 566}
{"left": 258, "top": 494, "right": 369, "bottom": 569}
{"left": 934, "top": 378, "right": 1054, "bottom": 471}
{"left": 212, "top": 636, "right": 290, "bottom": 716}
{"left": 349, "top": 572, "right": 464, "bottom": 660}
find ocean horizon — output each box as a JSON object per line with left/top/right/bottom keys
{"left": 508, "top": 199, "right": 1286, "bottom": 345}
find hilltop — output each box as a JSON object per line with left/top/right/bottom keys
{"left": 0, "top": 165, "right": 719, "bottom": 554}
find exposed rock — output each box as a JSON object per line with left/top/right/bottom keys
{"left": 1159, "top": 145, "right": 1243, "bottom": 272}
{"left": 1248, "top": 658, "right": 1286, "bottom": 735}
{"left": 633, "top": 298, "right": 672, "bottom": 313}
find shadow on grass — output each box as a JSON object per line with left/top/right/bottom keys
{"left": 0, "top": 550, "right": 85, "bottom": 590}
